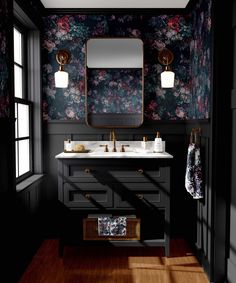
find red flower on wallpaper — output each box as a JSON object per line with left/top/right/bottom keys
{"left": 167, "top": 16, "right": 180, "bottom": 32}
{"left": 57, "top": 16, "right": 70, "bottom": 32}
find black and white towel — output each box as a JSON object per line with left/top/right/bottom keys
{"left": 185, "top": 143, "right": 203, "bottom": 199}
{"left": 98, "top": 216, "right": 127, "bottom": 236}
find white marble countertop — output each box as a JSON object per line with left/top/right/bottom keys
{"left": 55, "top": 141, "right": 173, "bottom": 159}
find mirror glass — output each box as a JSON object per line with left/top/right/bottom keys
{"left": 86, "top": 38, "right": 144, "bottom": 128}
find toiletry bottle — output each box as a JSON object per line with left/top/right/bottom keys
{"left": 141, "top": 136, "right": 147, "bottom": 150}
{"left": 154, "top": 132, "right": 163, "bottom": 152}
{"left": 65, "top": 139, "right": 72, "bottom": 152}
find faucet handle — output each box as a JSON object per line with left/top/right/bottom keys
{"left": 100, "top": 144, "right": 109, "bottom": 152}
{"left": 120, "top": 145, "right": 130, "bottom": 152}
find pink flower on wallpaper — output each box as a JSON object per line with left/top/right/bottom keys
{"left": 207, "top": 17, "right": 211, "bottom": 32}
{"left": 175, "top": 106, "right": 186, "bottom": 119}
{"left": 197, "top": 96, "right": 204, "bottom": 113}
{"left": 130, "top": 29, "right": 141, "bottom": 37}
{"left": 152, "top": 113, "right": 161, "bottom": 120}
{"left": 98, "top": 70, "right": 107, "bottom": 80}
{"left": 43, "top": 40, "right": 56, "bottom": 52}
{"left": 65, "top": 106, "right": 76, "bottom": 118}
{"left": 152, "top": 40, "right": 165, "bottom": 51}
{"left": 57, "top": 16, "right": 70, "bottom": 32}
{"left": 110, "top": 15, "right": 116, "bottom": 21}
{"left": 109, "top": 81, "right": 117, "bottom": 87}
{"left": 77, "top": 80, "right": 84, "bottom": 92}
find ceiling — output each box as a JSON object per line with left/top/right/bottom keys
{"left": 40, "top": 0, "right": 190, "bottom": 9}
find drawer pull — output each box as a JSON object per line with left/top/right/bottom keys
{"left": 136, "top": 194, "right": 144, "bottom": 200}
{"left": 84, "top": 168, "right": 91, "bottom": 174}
{"left": 138, "top": 168, "right": 144, "bottom": 174}
{"left": 85, "top": 193, "right": 91, "bottom": 199}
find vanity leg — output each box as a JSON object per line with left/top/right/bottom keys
{"left": 165, "top": 242, "right": 170, "bottom": 257}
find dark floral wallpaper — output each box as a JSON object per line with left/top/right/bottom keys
{"left": 87, "top": 68, "right": 142, "bottom": 114}
{"left": 42, "top": 1, "right": 212, "bottom": 121}
{"left": 189, "top": 0, "right": 212, "bottom": 119}
{"left": 0, "top": 0, "right": 10, "bottom": 118}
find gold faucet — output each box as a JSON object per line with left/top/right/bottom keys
{"left": 110, "top": 129, "right": 117, "bottom": 152}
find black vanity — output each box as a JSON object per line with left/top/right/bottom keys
{"left": 56, "top": 142, "right": 173, "bottom": 257}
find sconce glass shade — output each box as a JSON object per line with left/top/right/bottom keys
{"left": 54, "top": 70, "right": 69, "bottom": 88}
{"left": 158, "top": 48, "right": 175, "bottom": 88}
{"left": 161, "top": 70, "right": 175, "bottom": 88}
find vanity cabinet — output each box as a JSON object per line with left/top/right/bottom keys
{"left": 57, "top": 157, "right": 172, "bottom": 256}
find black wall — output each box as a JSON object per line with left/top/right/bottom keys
{"left": 227, "top": 0, "right": 236, "bottom": 282}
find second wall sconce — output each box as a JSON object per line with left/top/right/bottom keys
{"left": 54, "top": 49, "right": 71, "bottom": 88}
{"left": 158, "top": 48, "right": 175, "bottom": 88}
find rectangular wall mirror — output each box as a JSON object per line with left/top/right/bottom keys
{"left": 85, "top": 38, "right": 144, "bottom": 128}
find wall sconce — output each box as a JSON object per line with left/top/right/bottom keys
{"left": 54, "top": 49, "right": 71, "bottom": 88}
{"left": 158, "top": 48, "right": 175, "bottom": 88}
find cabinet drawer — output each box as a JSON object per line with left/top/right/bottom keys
{"left": 63, "top": 183, "right": 113, "bottom": 208}
{"left": 62, "top": 160, "right": 168, "bottom": 183}
{"left": 63, "top": 163, "right": 103, "bottom": 182}
{"left": 108, "top": 166, "right": 167, "bottom": 182}
{"left": 114, "top": 183, "right": 168, "bottom": 208}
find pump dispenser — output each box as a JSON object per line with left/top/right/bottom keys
{"left": 64, "top": 139, "right": 72, "bottom": 152}
{"left": 154, "top": 131, "right": 163, "bottom": 152}
{"left": 141, "top": 136, "right": 148, "bottom": 150}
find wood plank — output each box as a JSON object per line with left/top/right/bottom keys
{"left": 19, "top": 238, "right": 209, "bottom": 283}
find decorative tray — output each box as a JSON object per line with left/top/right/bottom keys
{"left": 64, "top": 149, "right": 90, "bottom": 153}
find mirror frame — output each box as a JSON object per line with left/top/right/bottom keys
{"left": 85, "top": 38, "right": 144, "bottom": 129}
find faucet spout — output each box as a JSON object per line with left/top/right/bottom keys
{"left": 110, "top": 130, "right": 117, "bottom": 152}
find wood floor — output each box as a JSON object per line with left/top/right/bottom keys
{"left": 18, "top": 239, "right": 209, "bottom": 283}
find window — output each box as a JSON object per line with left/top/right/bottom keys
{"left": 14, "top": 25, "right": 33, "bottom": 181}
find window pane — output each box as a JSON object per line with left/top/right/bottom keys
{"left": 19, "top": 139, "right": 30, "bottom": 176}
{"left": 14, "top": 65, "right": 23, "bottom": 98}
{"left": 15, "top": 103, "right": 18, "bottom": 138}
{"left": 14, "top": 28, "right": 22, "bottom": 65}
{"left": 18, "top": 103, "right": 29, "bottom": 138}
{"left": 15, "top": 142, "right": 19, "bottom": 178}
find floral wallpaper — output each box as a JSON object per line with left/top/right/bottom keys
{"left": 189, "top": 0, "right": 212, "bottom": 119}
{"left": 42, "top": 1, "right": 212, "bottom": 121}
{"left": 0, "top": 0, "right": 10, "bottom": 118}
{"left": 42, "top": 14, "right": 192, "bottom": 120}
{"left": 87, "top": 68, "right": 142, "bottom": 114}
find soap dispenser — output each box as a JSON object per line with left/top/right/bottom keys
{"left": 154, "top": 132, "right": 163, "bottom": 152}
{"left": 141, "top": 136, "right": 148, "bottom": 150}
{"left": 64, "top": 139, "right": 72, "bottom": 152}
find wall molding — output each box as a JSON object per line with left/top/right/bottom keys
{"left": 44, "top": 119, "right": 210, "bottom": 136}
{"left": 232, "top": 90, "right": 236, "bottom": 109}
{"left": 43, "top": 8, "right": 188, "bottom": 15}
{"left": 227, "top": 258, "right": 236, "bottom": 283}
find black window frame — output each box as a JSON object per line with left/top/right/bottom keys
{"left": 14, "top": 21, "right": 34, "bottom": 183}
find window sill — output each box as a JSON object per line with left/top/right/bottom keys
{"left": 16, "top": 174, "right": 44, "bottom": 193}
